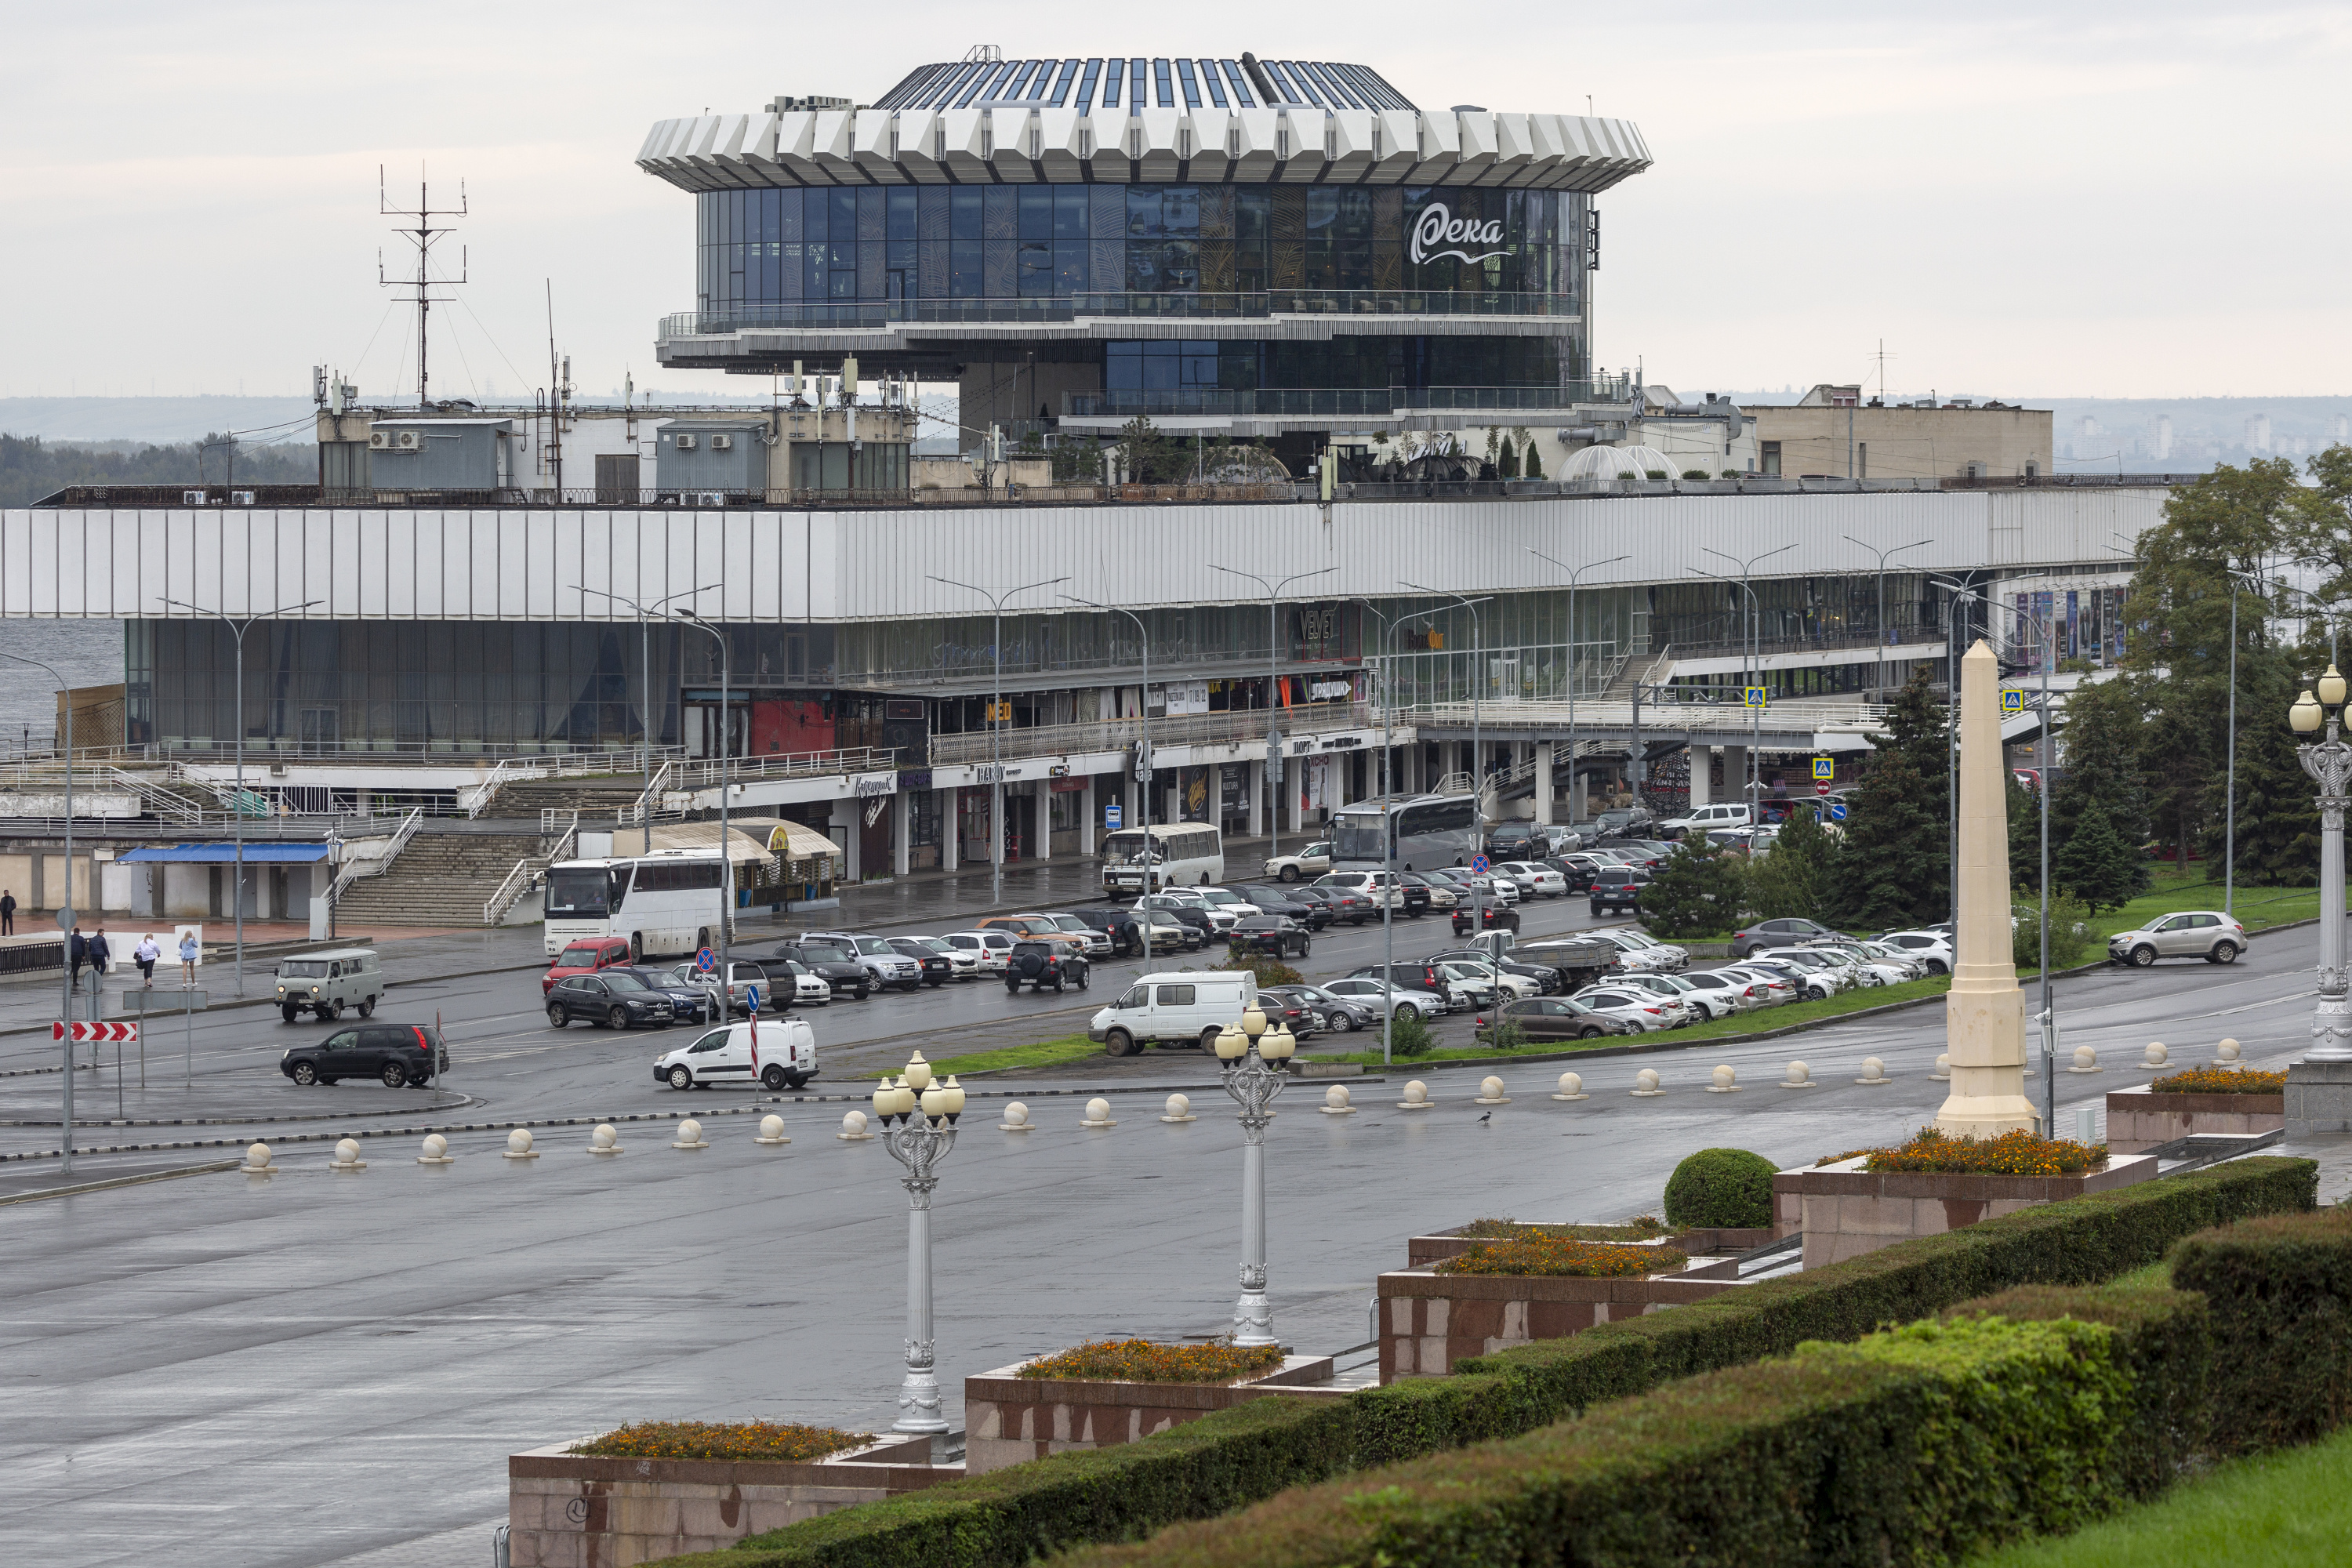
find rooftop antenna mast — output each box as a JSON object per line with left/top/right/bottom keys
{"left": 379, "top": 166, "right": 467, "bottom": 409}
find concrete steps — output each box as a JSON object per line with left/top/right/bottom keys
{"left": 491, "top": 778, "right": 651, "bottom": 820}
{"left": 333, "top": 829, "right": 550, "bottom": 927}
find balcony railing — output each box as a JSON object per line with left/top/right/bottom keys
{"left": 927, "top": 702, "right": 1381, "bottom": 767}
{"left": 1064, "top": 383, "right": 1625, "bottom": 419}
{"left": 662, "top": 289, "right": 1582, "bottom": 338}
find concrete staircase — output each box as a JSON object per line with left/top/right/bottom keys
{"left": 488, "top": 777, "right": 652, "bottom": 822}
{"left": 333, "top": 829, "right": 553, "bottom": 927}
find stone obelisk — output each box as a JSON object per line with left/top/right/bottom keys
{"left": 1936, "top": 638, "right": 2039, "bottom": 1136}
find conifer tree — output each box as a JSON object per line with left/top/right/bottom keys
{"left": 2052, "top": 797, "right": 2142, "bottom": 911}
{"left": 1829, "top": 666, "right": 1951, "bottom": 929}
{"left": 1750, "top": 801, "right": 1834, "bottom": 923}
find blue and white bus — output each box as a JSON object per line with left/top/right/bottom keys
{"left": 1328, "top": 794, "right": 1481, "bottom": 873}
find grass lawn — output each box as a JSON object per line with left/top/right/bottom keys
{"left": 926, "top": 1033, "right": 1101, "bottom": 1077}
{"left": 1972, "top": 1423, "right": 2352, "bottom": 1568}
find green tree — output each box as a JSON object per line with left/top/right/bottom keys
{"left": 2052, "top": 797, "right": 2141, "bottom": 911}
{"left": 1639, "top": 837, "right": 1747, "bottom": 938}
{"left": 2052, "top": 673, "right": 2153, "bottom": 865}
{"left": 1748, "top": 802, "right": 1834, "bottom": 922}
{"left": 2211, "top": 647, "right": 2320, "bottom": 886}
{"left": 1828, "top": 666, "right": 1951, "bottom": 929}
{"left": 1523, "top": 437, "right": 1544, "bottom": 478}
{"left": 2007, "top": 775, "right": 2043, "bottom": 895}
{"left": 1114, "top": 415, "right": 1178, "bottom": 484}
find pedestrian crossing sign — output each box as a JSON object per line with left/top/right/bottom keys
{"left": 1812, "top": 757, "right": 1834, "bottom": 781}
{"left": 1743, "top": 686, "right": 1768, "bottom": 708}
{"left": 2001, "top": 689, "right": 2025, "bottom": 714}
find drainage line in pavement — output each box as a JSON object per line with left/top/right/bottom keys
{"left": 0, "top": 1095, "right": 483, "bottom": 1128}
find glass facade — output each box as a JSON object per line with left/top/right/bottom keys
{"left": 1102, "top": 336, "right": 1559, "bottom": 394}
{"left": 695, "top": 183, "right": 1585, "bottom": 313}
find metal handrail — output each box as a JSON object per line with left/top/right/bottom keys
{"left": 665, "top": 746, "right": 898, "bottom": 791}
{"left": 925, "top": 702, "right": 1380, "bottom": 768}
{"left": 545, "top": 810, "right": 579, "bottom": 866}
{"left": 484, "top": 858, "right": 535, "bottom": 927}
{"left": 328, "top": 806, "right": 424, "bottom": 904}
{"left": 464, "top": 757, "right": 526, "bottom": 818}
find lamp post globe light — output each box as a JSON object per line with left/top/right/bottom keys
{"left": 2290, "top": 667, "right": 2352, "bottom": 1065}
{"left": 873, "top": 1051, "right": 966, "bottom": 1435}
{"left": 1216, "top": 1006, "right": 1296, "bottom": 1346}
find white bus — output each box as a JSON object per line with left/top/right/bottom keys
{"left": 1329, "top": 794, "right": 1481, "bottom": 873}
{"left": 543, "top": 851, "right": 732, "bottom": 958}
{"left": 1100, "top": 822, "right": 1225, "bottom": 894}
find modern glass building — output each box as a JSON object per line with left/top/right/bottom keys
{"left": 642, "top": 53, "right": 1650, "bottom": 441}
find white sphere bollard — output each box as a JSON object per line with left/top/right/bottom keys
{"left": 2216, "top": 1037, "right": 2243, "bottom": 1065}
{"left": 999, "top": 1100, "right": 1033, "bottom": 1132}
{"left": 672, "top": 1117, "right": 711, "bottom": 1150}
{"left": 1160, "top": 1093, "right": 1196, "bottom": 1124}
{"left": 755, "top": 1113, "right": 790, "bottom": 1146}
{"left": 2070, "top": 1045, "right": 2101, "bottom": 1074}
{"left": 1929, "top": 1052, "right": 1951, "bottom": 1081}
{"left": 1397, "top": 1079, "right": 1432, "bottom": 1110}
{"left": 1708, "top": 1064, "right": 1740, "bottom": 1094}
{"left": 1780, "top": 1061, "right": 1814, "bottom": 1090}
{"left": 1854, "top": 1056, "right": 1893, "bottom": 1085}
{"left": 417, "top": 1132, "right": 452, "bottom": 1166}
{"left": 1632, "top": 1068, "right": 1664, "bottom": 1098}
{"left": 503, "top": 1128, "right": 538, "bottom": 1161}
{"left": 839, "top": 1109, "right": 874, "bottom": 1141}
{"left": 240, "top": 1142, "right": 275, "bottom": 1174}
{"left": 1475, "top": 1075, "right": 1511, "bottom": 1105}
{"left": 330, "top": 1137, "right": 365, "bottom": 1171}
{"left": 589, "top": 1123, "right": 622, "bottom": 1156}
{"left": 1081, "top": 1096, "right": 1116, "bottom": 1128}
{"left": 2142, "top": 1041, "right": 2169, "bottom": 1069}
{"left": 1552, "top": 1072, "right": 1590, "bottom": 1102}
{"left": 1321, "top": 1083, "right": 1357, "bottom": 1116}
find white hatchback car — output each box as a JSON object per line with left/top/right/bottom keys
{"left": 654, "top": 1018, "right": 817, "bottom": 1092}
{"left": 940, "top": 931, "right": 1015, "bottom": 973}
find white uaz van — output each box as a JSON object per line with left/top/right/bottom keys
{"left": 1087, "top": 970, "right": 1260, "bottom": 1057}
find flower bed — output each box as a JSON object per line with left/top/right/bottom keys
{"left": 1435, "top": 1236, "right": 1689, "bottom": 1279}
{"left": 568, "top": 1419, "right": 871, "bottom": 1463}
{"left": 2151, "top": 1066, "right": 2288, "bottom": 1095}
{"left": 1015, "top": 1340, "right": 1287, "bottom": 1385}
{"left": 1457, "top": 1214, "right": 1669, "bottom": 1242}
{"left": 1860, "top": 1126, "right": 2107, "bottom": 1176}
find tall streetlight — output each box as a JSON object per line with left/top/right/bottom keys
{"left": 1697, "top": 569, "right": 1767, "bottom": 821}
{"left": 1528, "top": 550, "right": 1630, "bottom": 829}
{"left": 2288, "top": 670, "right": 2352, "bottom": 1064}
{"left": 2, "top": 652, "right": 77, "bottom": 1174}
{"left": 1353, "top": 599, "right": 1406, "bottom": 1065}
{"left": 161, "top": 596, "right": 322, "bottom": 996}
{"left": 870, "top": 1051, "right": 965, "bottom": 1435}
{"left": 1213, "top": 1006, "right": 1295, "bottom": 1345}
{"left": 1703, "top": 546, "right": 1794, "bottom": 818}
{"left": 663, "top": 608, "right": 735, "bottom": 967}
{"left": 1063, "top": 593, "right": 1156, "bottom": 959}
{"left": 1403, "top": 585, "right": 1494, "bottom": 927}
{"left": 1208, "top": 564, "right": 1340, "bottom": 861}
{"left": 1936, "top": 579, "right": 2057, "bottom": 1131}
{"left": 573, "top": 582, "right": 718, "bottom": 853}
{"left": 929, "top": 575, "right": 1070, "bottom": 906}
{"left": 1841, "top": 535, "right": 1933, "bottom": 699}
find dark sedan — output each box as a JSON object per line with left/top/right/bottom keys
{"left": 884, "top": 937, "right": 956, "bottom": 987}
{"left": 281, "top": 1023, "right": 448, "bottom": 1087}
{"left": 546, "top": 971, "right": 675, "bottom": 1029}
{"left": 1397, "top": 872, "right": 1449, "bottom": 913}
{"left": 1475, "top": 996, "right": 1632, "bottom": 1043}
{"left": 618, "top": 965, "right": 719, "bottom": 1024}
{"left": 1240, "top": 887, "right": 1328, "bottom": 930}
{"left": 1253, "top": 989, "right": 1316, "bottom": 1036}
{"left": 1450, "top": 903, "right": 1523, "bottom": 936}
{"left": 1265, "top": 983, "right": 1377, "bottom": 1034}
{"left": 1229, "top": 915, "right": 1312, "bottom": 958}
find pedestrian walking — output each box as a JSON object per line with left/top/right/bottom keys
{"left": 89, "top": 927, "right": 111, "bottom": 985}
{"left": 69, "top": 925, "right": 87, "bottom": 992}
{"left": 133, "top": 932, "right": 160, "bottom": 986}
{"left": 0, "top": 887, "right": 15, "bottom": 935}
{"left": 178, "top": 929, "right": 199, "bottom": 986}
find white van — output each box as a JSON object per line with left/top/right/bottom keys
{"left": 1661, "top": 801, "right": 1754, "bottom": 840}
{"left": 654, "top": 1018, "right": 817, "bottom": 1092}
{"left": 1087, "top": 970, "right": 1260, "bottom": 1057}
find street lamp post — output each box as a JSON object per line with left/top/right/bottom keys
{"left": 1064, "top": 595, "right": 1156, "bottom": 960}
{"left": 1841, "top": 535, "right": 1933, "bottom": 700}
{"left": 1353, "top": 600, "right": 1406, "bottom": 1065}
{"left": 575, "top": 583, "right": 718, "bottom": 853}
{"left": 665, "top": 610, "right": 735, "bottom": 969}
{"left": 1527, "top": 550, "right": 1630, "bottom": 829}
{"left": 2289, "top": 670, "right": 2352, "bottom": 1062}
{"left": 161, "top": 597, "right": 322, "bottom": 996}
{"left": 1208, "top": 565, "right": 1340, "bottom": 862}
{"left": 1213, "top": 1007, "right": 1294, "bottom": 1345}
{"left": 1403, "top": 586, "right": 1494, "bottom": 927}
{"left": 872, "top": 1051, "right": 965, "bottom": 1435}
{"left": 2, "top": 653, "right": 76, "bottom": 1174}
{"left": 929, "top": 575, "right": 1071, "bottom": 907}
{"left": 1704, "top": 546, "right": 1795, "bottom": 819}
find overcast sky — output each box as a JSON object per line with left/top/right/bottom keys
{"left": 5, "top": 0, "right": 2347, "bottom": 404}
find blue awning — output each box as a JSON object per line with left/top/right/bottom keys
{"left": 117, "top": 844, "right": 330, "bottom": 864}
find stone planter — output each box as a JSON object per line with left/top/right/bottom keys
{"left": 1378, "top": 1248, "right": 1742, "bottom": 1382}
{"left": 1773, "top": 1154, "right": 2158, "bottom": 1269}
{"left": 964, "top": 1354, "right": 1336, "bottom": 1476}
{"left": 2106, "top": 1088, "right": 2285, "bottom": 1154}
{"left": 507, "top": 1436, "right": 956, "bottom": 1568}
{"left": 1405, "top": 1223, "right": 1772, "bottom": 1269}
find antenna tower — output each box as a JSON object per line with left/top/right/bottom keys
{"left": 379, "top": 167, "right": 468, "bottom": 408}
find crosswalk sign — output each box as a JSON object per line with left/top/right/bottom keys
{"left": 1812, "top": 757, "right": 1834, "bottom": 781}
{"left": 1743, "top": 686, "right": 1768, "bottom": 708}
{"left": 2000, "top": 689, "right": 2025, "bottom": 714}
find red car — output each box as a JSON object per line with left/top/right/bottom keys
{"left": 543, "top": 935, "right": 633, "bottom": 995}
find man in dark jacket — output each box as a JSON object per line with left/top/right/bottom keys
{"left": 69, "top": 926, "right": 87, "bottom": 992}
{"left": 0, "top": 888, "right": 15, "bottom": 935}
{"left": 88, "top": 927, "right": 111, "bottom": 985}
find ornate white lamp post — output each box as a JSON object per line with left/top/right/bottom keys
{"left": 873, "top": 1051, "right": 965, "bottom": 1434}
{"left": 1214, "top": 1007, "right": 1295, "bottom": 1346}
{"left": 2291, "top": 669, "right": 2352, "bottom": 1063}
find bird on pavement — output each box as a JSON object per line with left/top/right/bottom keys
{"left": 1477, "top": 1110, "right": 1492, "bottom": 1125}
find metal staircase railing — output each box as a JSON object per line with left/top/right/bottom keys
{"left": 328, "top": 806, "right": 423, "bottom": 904}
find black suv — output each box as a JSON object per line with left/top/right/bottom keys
{"left": 546, "top": 971, "right": 677, "bottom": 1029}
{"left": 1229, "top": 915, "right": 1312, "bottom": 957}
{"left": 773, "top": 939, "right": 873, "bottom": 1000}
{"left": 619, "top": 965, "right": 719, "bottom": 1025}
{"left": 1450, "top": 902, "right": 1523, "bottom": 936}
{"left": 1005, "top": 940, "right": 1091, "bottom": 993}
{"left": 1588, "top": 866, "right": 1649, "bottom": 917}
{"left": 1486, "top": 824, "right": 1546, "bottom": 862}
{"left": 1065, "top": 906, "right": 1145, "bottom": 955}
{"left": 281, "top": 1022, "right": 448, "bottom": 1087}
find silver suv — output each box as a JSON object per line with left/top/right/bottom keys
{"left": 2107, "top": 911, "right": 2249, "bottom": 967}
{"left": 804, "top": 932, "right": 927, "bottom": 992}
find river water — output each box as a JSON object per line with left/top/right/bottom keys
{"left": 0, "top": 620, "right": 125, "bottom": 750}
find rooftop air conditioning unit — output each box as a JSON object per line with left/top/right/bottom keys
{"left": 368, "top": 431, "right": 391, "bottom": 449}
{"left": 396, "top": 430, "right": 423, "bottom": 449}
{"left": 710, "top": 434, "right": 733, "bottom": 451}
{"left": 230, "top": 490, "right": 256, "bottom": 506}
{"left": 674, "top": 434, "right": 699, "bottom": 450}
{"left": 183, "top": 490, "right": 209, "bottom": 505}
{"left": 699, "top": 492, "right": 727, "bottom": 506}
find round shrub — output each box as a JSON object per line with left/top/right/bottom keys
{"left": 1663, "top": 1146, "right": 1778, "bottom": 1229}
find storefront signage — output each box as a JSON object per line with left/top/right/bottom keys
{"left": 1410, "top": 201, "right": 1508, "bottom": 267}
{"left": 854, "top": 772, "right": 897, "bottom": 797}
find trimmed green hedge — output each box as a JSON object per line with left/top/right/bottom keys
{"left": 2173, "top": 1204, "right": 2352, "bottom": 1451}
{"left": 667, "top": 1157, "right": 2313, "bottom": 1568}
{"left": 1662, "top": 1146, "right": 1778, "bottom": 1228}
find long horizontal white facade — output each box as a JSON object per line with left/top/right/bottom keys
{"left": 0, "top": 488, "right": 2160, "bottom": 625}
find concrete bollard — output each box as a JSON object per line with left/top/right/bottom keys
{"left": 1632, "top": 1068, "right": 1664, "bottom": 1098}
{"left": 1780, "top": 1061, "right": 1815, "bottom": 1090}
{"left": 1396, "top": 1080, "right": 1432, "bottom": 1110}
{"left": 1929, "top": 1053, "right": 1951, "bottom": 1082}
{"left": 1475, "top": 1075, "right": 1511, "bottom": 1105}
{"left": 1320, "top": 1083, "right": 1357, "bottom": 1116}
{"left": 754, "top": 1114, "right": 790, "bottom": 1146}
{"left": 238, "top": 1142, "right": 276, "bottom": 1174}
{"left": 999, "top": 1101, "right": 1033, "bottom": 1132}
{"left": 2142, "top": 1041, "right": 2169, "bottom": 1069}
{"left": 1708, "top": 1064, "right": 1740, "bottom": 1094}
{"left": 503, "top": 1129, "right": 538, "bottom": 1161}
{"left": 1160, "top": 1094, "right": 1196, "bottom": 1124}
{"left": 672, "top": 1117, "right": 711, "bottom": 1150}
{"left": 588, "top": 1123, "right": 622, "bottom": 1156}
{"left": 2070, "top": 1045, "right": 2100, "bottom": 1074}
{"left": 1080, "top": 1097, "right": 1116, "bottom": 1128}
{"left": 1854, "top": 1057, "right": 1893, "bottom": 1085}
{"left": 416, "top": 1133, "right": 452, "bottom": 1166}
{"left": 329, "top": 1138, "right": 366, "bottom": 1172}
{"left": 839, "top": 1109, "right": 874, "bottom": 1142}
{"left": 2216, "top": 1037, "right": 2242, "bottom": 1065}
{"left": 1552, "top": 1072, "right": 1589, "bottom": 1102}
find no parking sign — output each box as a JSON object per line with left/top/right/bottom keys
{"left": 695, "top": 947, "right": 717, "bottom": 972}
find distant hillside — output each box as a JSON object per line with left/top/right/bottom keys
{"left": 0, "top": 435, "right": 318, "bottom": 507}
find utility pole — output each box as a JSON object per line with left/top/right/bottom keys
{"left": 1704, "top": 546, "right": 1795, "bottom": 818}
{"left": 379, "top": 167, "right": 468, "bottom": 408}
{"left": 1843, "top": 535, "right": 1934, "bottom": 701}
{"left": 1528, "top": 549, "right": 1630, "bottom": 829}
{"left": 1065, "top": 595, "right": 1154, "bottom": 959}
{"left": 1210, "top": 564, "right": 1340, "bottom": 862}
{"left": 1405, "top": 586, "right": 1494, "bottom": 928}
{"left": 931, "top": 575, "right": 1070, "bottom": 906}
